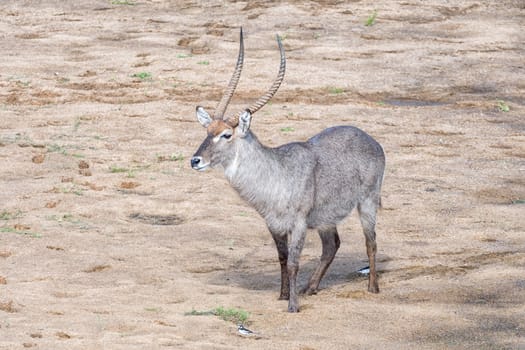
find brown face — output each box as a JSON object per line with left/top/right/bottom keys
{"left": 191, "top": 119, "right": 234, "bottom": 171}
{"left": 206, "top": 120, "right": 233, "bottom": 139}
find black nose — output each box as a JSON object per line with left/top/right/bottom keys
{"left": 190, "top": 157, "right": 201, "bottom": 168}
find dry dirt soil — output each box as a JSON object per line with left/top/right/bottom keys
{"left": 1, "top": 1, "right": 524, "bottom": 349}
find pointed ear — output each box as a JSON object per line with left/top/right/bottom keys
{"left": 237, "top": 109, "right": 251, "bottom": 137}
{"left": 196, "top": 106, "right": 212, "bottom": 127}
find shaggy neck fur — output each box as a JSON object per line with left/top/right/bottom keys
{"left": 223, "top": 131, "right": 287, "bottom": 216}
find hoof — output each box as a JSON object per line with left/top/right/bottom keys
{"left": 300, "top": 286, "right": 318, "bottom": 295}
{"left": 287, "top": 305, "right": 300, "bottom": 313}
{"left": 278, "top": 293, "right": 290, "bottom": 300}
{"left": 368, "top": 285, "right": 379, "bottom": 294}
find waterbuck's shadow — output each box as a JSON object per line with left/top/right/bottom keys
{"left": 208, "top": 256, "right": 374, "bottom": 292}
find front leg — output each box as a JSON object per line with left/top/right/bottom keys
{"left": 287, "top": 221, "right": 307, "bottom": 313}
{"left": 271, "top": 233, "right": 289, "bottom": 300}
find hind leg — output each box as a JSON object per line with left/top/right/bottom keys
{"left": 301, "top": 226, "right": 340, "bottom": 295}
{"left": 358, "top": 198, "right": 380, "bottom": 293}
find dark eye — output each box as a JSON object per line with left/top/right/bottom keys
{"left": 222, "top": 133, "right": 232, "bottom": 140}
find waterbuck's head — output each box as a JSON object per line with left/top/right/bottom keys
{"left": 190, "top": 28, "right": 286, "bottom": 172}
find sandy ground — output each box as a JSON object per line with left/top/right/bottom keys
{"left": 1, "top": 1, "right": 524, "bottom": 349}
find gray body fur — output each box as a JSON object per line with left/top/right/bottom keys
{"left": 226, "top": 126, "right": 384, "bottom": 232}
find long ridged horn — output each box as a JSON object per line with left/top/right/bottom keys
{"left": 226, "top": 33, "right": 286, "bottom": 127}
{"left": 213, "top": 27, "right": 244, "bottom": 120}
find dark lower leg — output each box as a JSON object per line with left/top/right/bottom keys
{"left": 272, "top": 234, "right": 289, "bottom": 300}
{"left": 358, "top": 200, "right": 380, "bottom": 294}
{"left": 302, "top": 227, "right": 340, "bottom": 295}
{"left": 366, "top": 237, "right": 379, "bottom": 293}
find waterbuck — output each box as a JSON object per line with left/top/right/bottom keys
{"left": 190, "top": 28, "right": 385, "bottom": 312}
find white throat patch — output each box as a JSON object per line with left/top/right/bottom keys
{"left": 224, "top": 145, "right": 240, "bottom": 180}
